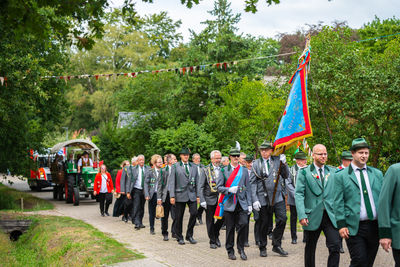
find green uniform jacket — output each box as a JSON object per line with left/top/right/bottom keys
{"left": 295, "top": 164, "right": 337, "bottom": 231}
{"left": 334, "top": 166, "right": 383, "bottom": 236}
{"left": 378, "top": 163, "right": 400, "bottom": 249}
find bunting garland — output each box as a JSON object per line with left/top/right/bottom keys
{"left": 37, "top": 51, "right": 297, "bottom": 83}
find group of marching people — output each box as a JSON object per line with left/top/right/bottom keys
{"left": 99, "top": 138, "right": 400, "bottom": 266}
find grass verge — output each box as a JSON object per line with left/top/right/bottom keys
{"left": 0, "top": 213, "right": 143, "bottom": 266}
{"left": 0, "top": 183, "right": 53, "bottom": 211}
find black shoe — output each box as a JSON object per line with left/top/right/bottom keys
{"left": 150, "top": 229, "right": 155, "bottom": 235}
{"left": 272, "top": 246, "right": 288, "bottom": 257}
{"left": 228, "top": 253, "right": 236, "bottom": 260}
{"left": 105, "top": 211, "right": 110, "bottom": 216}
{"left": 340, "top": 247, "right": 345, "bottom": 254}
{"left": 163, "top": 235, "right": 169, "bottom": 241}
{"left": 178, "top": 239, "right": 185, "bottom": 245}
{"left": 139, "top": 224, "right": 145, "bottom": 228}
{"left": 268, "top": 233, "right": 273, "bottom": 240}
{"left": 216, "top": 238, "right": 221, "bottom": 247}
{"left": 135, "top": 225, "right": 140, "bottom": 230}
{"left": 122, "top": 216, "right": 128, "bottom": 222}
{"left": 291, "top": 239, "right": 297, "bottom": 244}
{"left": 239, "top": 250, "right": 247, "bottom": 261}
{"left": 185, "top": 237, "right": 197, "bottom": 244}
{"left": 101, "top": 213, "right": 105, "bottom": 217}
{"left": 260, "top": 249, "right": 267, "bottom": 257}
{"left": 210, "top": 243, "right": 217, "bottom": 249}
{"left": 256, "top": 241, "right": 261, "bottom": 246}
{"left": 244, "top": 242, "right": 250, "bottom": 247}
{"left": 172, "top": 233, "right": 178, "bottom": 239}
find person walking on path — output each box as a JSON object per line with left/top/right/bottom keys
{"left": 334, "top": 138, "right": 383, "bottom": 267}
{"left": 295, "top": 144, "right": 340, "bottom": 267}
{"left": 94, "top": 164, "right": 114, "bottom": 217}
{"left": 378, "top": 162, "right": 400, "bottom": 267}
{"left": 113, "top": 160, "right": 130, "bottom": 218}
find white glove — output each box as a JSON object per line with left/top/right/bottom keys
{"left": 253, "top": 201, "right": 261, "bottom": 211}
{"left": 200, "top": 202, "right": 207, "bottom": 209}
{"left": 248, "top": 205, "right": 253, "bottom": 215}
{"left": 228, "top": 186, "right": 238, "bottom": 194}
{"left": 280, "top": 154, "right": 287, "bottom": 164}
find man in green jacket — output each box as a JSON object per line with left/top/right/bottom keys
{"left": 295, "top": 144, "right": 340, "bottom": 267}
{"left": 334, "top": 138, "right": 383, "bottom": 267}
{"left": 378, "top": 163, "right": 400, "bottom": 266}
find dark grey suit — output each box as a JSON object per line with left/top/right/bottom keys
{"left": 217, "top": 164, "right": 252, "bottom": 254}
{"left": 168, "top": 162, "right": 199, "bottom": 241}
{"left": 125, "top": 165, "right": 151, "bottom": 227}
{"left": 286, "top": 164, "right": 304, "bottom": 241}
{"left": 199, "top": 164, "right": 224, "bottom": 245}
{"left": 250, "top": 156, "right": 289, "bottom": 250}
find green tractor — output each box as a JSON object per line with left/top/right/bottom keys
{"left": 50, "top": 139, "right": 100, "bottom": 206}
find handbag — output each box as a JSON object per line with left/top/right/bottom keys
{"left": 156, "top": 204, "right": 164, "bottom": 218}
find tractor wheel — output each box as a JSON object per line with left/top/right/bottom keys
{"left": 65, "top": 175, "right": 74, "bottom": 204}
{"left": 53, "top": 185, "right": 58, "bottom": 199}
{"left": 57, "top": 185, "right": 64, "bottom": 201}
{"left": 73, "top": 187, "right": 80, "bottom": 206}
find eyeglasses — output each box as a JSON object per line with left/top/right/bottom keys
{"left": 231, "top": 155, "right": 240, "bottom": 158}
{"left": 314, "top": 153, "right": 328, "bottom": 156}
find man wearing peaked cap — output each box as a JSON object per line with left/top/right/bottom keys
{"left": 334, "top": 138, "right": 383, "bottom": 267}
{"left": 286, "top": 150, "right": 308, "bottom": 245}
{"left": 338, "top": 151, "right": 352, "bottom": 170}
{"left": 168, "top": 147, "right": 199, "bottom": 245}
{"left": 250, "top": 141, "right": 290, "bottom": 257}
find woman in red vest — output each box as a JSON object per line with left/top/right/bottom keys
{"left": 94, "top": 164, "right": 114, "bottom": 216}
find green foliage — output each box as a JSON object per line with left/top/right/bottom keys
{"left": 301, "top": 18, "right": 400, "bottom": 169}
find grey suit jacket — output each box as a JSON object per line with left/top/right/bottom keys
{"left": 144, "top": 168, "right": 162, "bottom": 199}
{"left": 217, "top": 165, "right": 252, "bottom": 212}
{"left": 120, "top": 165, "right": 133, "bottom": 194}
{"left": 250, "top": 156, "right": 289, "bottom": 206}
{"left": 122, "top": 165, "right": 151, "bottom": 193}
{"left": 198, "top": 164, "right": 220, "bottom": 206}
{"left": 157, "top": 165, "right": 171, "bottom": 202}
{"left": 168, "top": 162, "right": 199, "bottom": 202}
{"left": 286, "top": 165, "right": 304, "bottom": 206}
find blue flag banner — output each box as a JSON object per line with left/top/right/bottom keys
{"left": 273, "top": 42, "right": 312, "bottom": 154}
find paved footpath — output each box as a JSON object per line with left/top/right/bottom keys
{"left": 2, "top": 174, "right": 395, "bottom": 267}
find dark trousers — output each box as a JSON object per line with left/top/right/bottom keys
{"left": 253, "top": 210, "right": 260, "bottom": 243}
{"left": 197, "top": 206, "right": 204, "bottom": 220}
{"left": 98, "top": 192, "right": 112, "bottom": 214}
{"left": 124, "top": 195, "right": 133, "bottom": 218}
{"left": 131, "top": 188, "right": 145, "bottom": 226}
{"left": 259, "top": 201, "right": 287, "bottom": 249}
{"left": 243, "top": 214, "right": 250, "bottom": 244}
{"left": 113, "top": 194, "right": 125, "bottom": 217}
{"left": 225, "top": 204, "right": 248, "bottom": 254}
{"left": 148, "top": 193, "right": 157, "bottom": 230}
{"left": 205, "top": 204, "right": 224, "bottom": 244}
{"left": 304, "top": 210, "right": 340, "bottom": 267}
{"left": 174, "top": 200, "right": 197, "bottom": 240}
{"left": 346, "top": 220, "right": 379, "bottom": 267}
{"left": 290, "top": 205, "right": 298, "bottom": 240}
{"left": 161, "top": 193, "right": 172, "bottom": 236}
{"left": 394, "top": 248, "right": 400, "bottom": 267}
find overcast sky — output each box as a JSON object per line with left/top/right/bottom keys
{"left": 110, "top": 0, "right": 400, "bottom": 42}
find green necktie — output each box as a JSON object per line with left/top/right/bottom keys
{"left": 160, "top": 169, "right": 164, "bottom": 186}
{"left": 185, "top": 163, "right": 189, "bottom": 175}
{"left": 319, "top": 168, "right": 324, "bottom": 187}
{"left": 267, "top": 159, "right": 270, "bottom": 172}
{"left": 141, "top": 167, "right": 144, "bottom": 188}
{"left": 358, "top": 168, "right": 374, "bottom": 220}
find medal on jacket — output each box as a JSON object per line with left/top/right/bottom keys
{"left": 207, "top": 166, "right": 218, "bottom": 192}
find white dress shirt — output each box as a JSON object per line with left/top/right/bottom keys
{"left": 134, "top": 166, "right": 144, "bottom": 190}
{"left": 351, "top": 163, "right": 377, "bottom": 221}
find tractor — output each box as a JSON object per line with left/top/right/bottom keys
{"left": 49, "top": 139, "right": 100, "bottom": 206}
